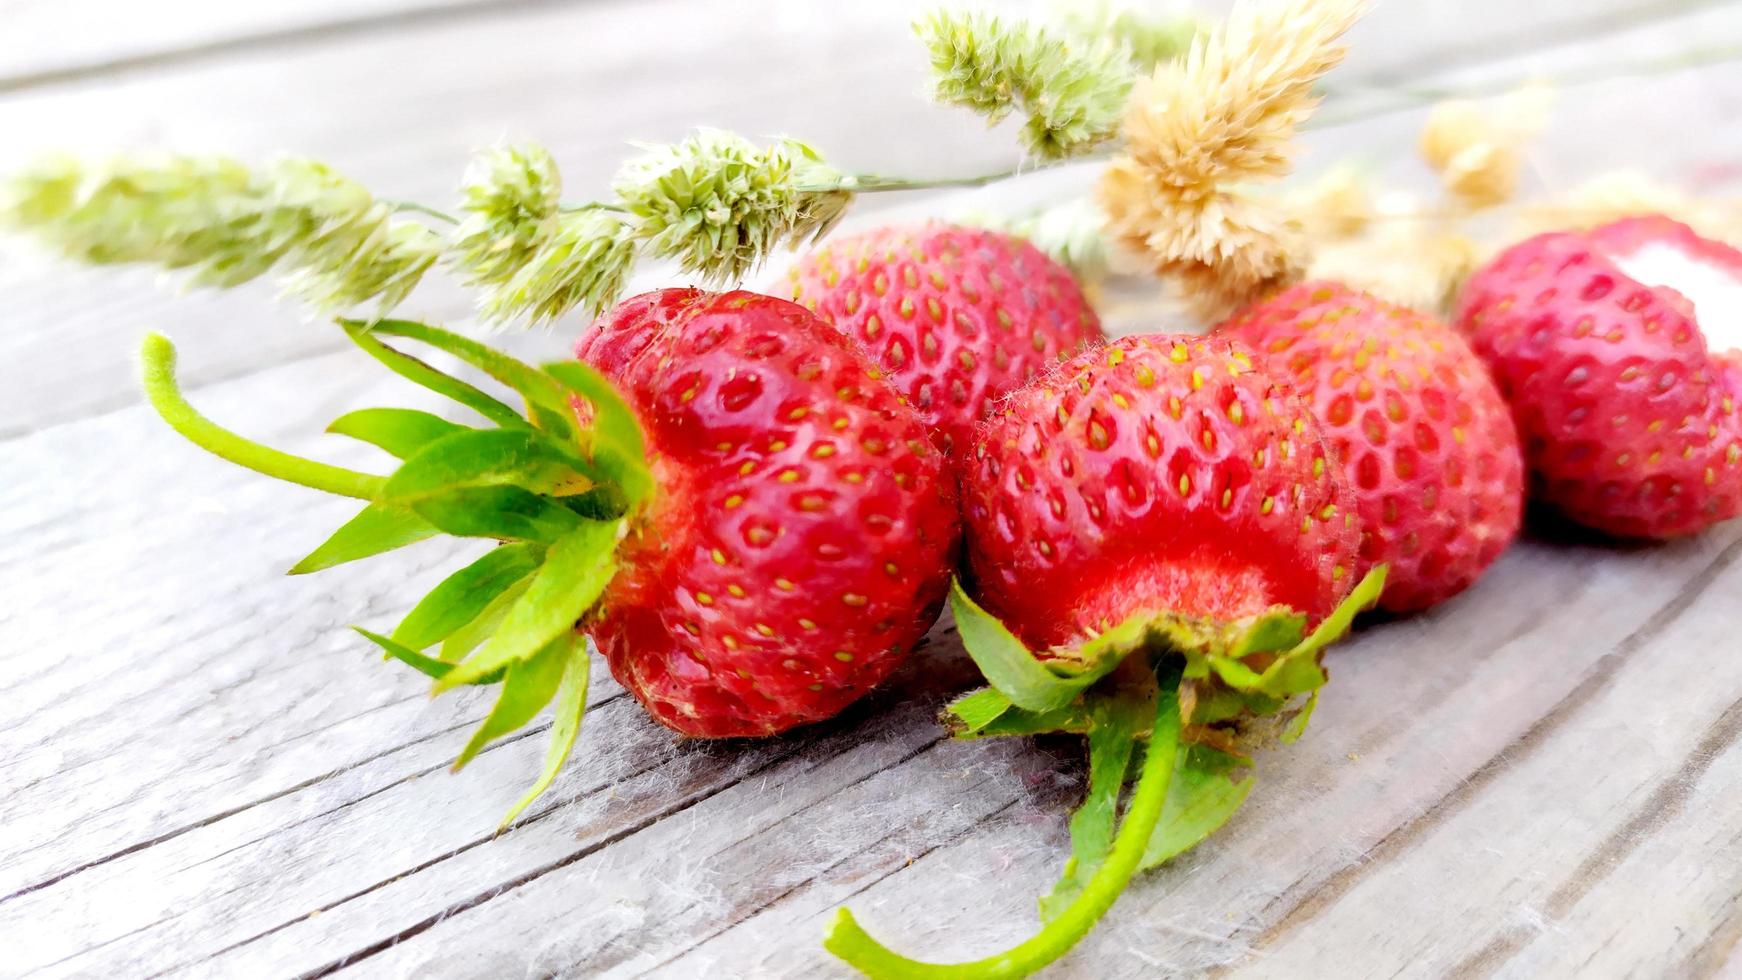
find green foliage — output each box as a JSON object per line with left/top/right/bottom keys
{"left": 1039, "top": 691, "right": 1149, "bottom": 921}
{"left": 450, "top": 144, "right": 563, "bottom": 289}
{"left": 478, "top": 205, "right": 636, "bottom": 325}
{"left": 502, "top": 647, "right": 591, "bottom": 828}
{"left": 289, "top": 503, "right": 438, "bottom": 574}
{"left": 1058, "top": 1, "right": 1201, "bottom": 71}
{"left": 391, "top": 543, "right": 546, "bottom": 650}
{"left": 4, "top": 154, "right": 441, "bottom": 310}
{"left": 916, "top": 10, "right": 1133, "bottom": 159}
{"left": 613, "top": 130, "right": 851, "bottom": 282}
{"left": 327, "top": 408, "right": 468, "bottom": 459}
{"left": 137, "top": 322, "right": 656, "bottom": 822}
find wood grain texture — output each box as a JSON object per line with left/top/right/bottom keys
{"left": 5, "top": 0, "right": 1742, "bottom": 978}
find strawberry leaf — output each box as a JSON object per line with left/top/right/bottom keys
{"left": 1039, "top": 691, "right": 1148, "bottom": 922}
{"left": 1196, "top": 565, "right": 1387, "bottom": 703}
{"left": 288, "top": 502, "right": 439, "bottom": 575}
{"left": 944, "top": 687, "right": 1013, "bottom": 734}
{"left": 383, "top": 429, "right": 597, "bottom": 503}
{"left": 328, "top": 408, "right": 467, "bottom": 459}
{"left": 392, "top": 542, "right": 546, "bottom": 650}
{"left": 501, "top": 639, "right": 591, "bottom": 828}
{"left": 453, "top": 630, "right": 572, "bottom": 770}
{"left": 436, "top": 519, "right": 621, "bottom": 691}
{"left": 352, "top": 627, "right": 505, "bottom": 684}
{"left": 359, "top": 319, "right": 579, "bottom": 443}
{"left": 543, "top": 360, "right": 654, "bottom": 507}
{"left": 342, "top": 321, "right": 528, "bottom": 430}
{"left": 442, "top": 573, "right": 532, "bottom": 662}
{"left": 1139, "top": 742, "right": 1254, "bottom": 871}
{"left": 410, "top": 486, "right": 585, "bottom": 543}
{"left": 949, "top": 580, "right": 1124, "bottom": 712}
{"left": 945, "top": 688, "right": 1095, "bottom": 738}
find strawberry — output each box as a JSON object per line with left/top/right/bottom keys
{"left": 1456, "top": 216, "right": 1742, "bottom": 538}
{"left": 574, "top": 289, "right": 959, "bottom": 736}
{"left": 786, "top": 222, "right": 1102, "bottom": 453}
{"left": 137, "top": 289, "right": 957, "bottom": 823}
{"left": 1221, "top": 282, "right": 1525, "bottom": 612}
{"left": 827, "top": 335, "right": 1381, "bottom": 976}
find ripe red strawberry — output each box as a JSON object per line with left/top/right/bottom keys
{"left": 786, "top": 222, "right": 1102, "bottom": 453}
{"left": 576, "top": 289, "right": 959, "bottom": 736}
{"left": 1456, "top": 216, "right": 1742, "bottom": 538}
{"left": 829, "top": 335, "right": 1379, "bottom": 976}
{"left": 138, "top": 289, "right": 957, "bottom": 823}
{"left": 963, "top": 335, "right": 1362, "bottom": 646}
{"left": 1221, "top": 282, "right": 1525, "bottom": 612}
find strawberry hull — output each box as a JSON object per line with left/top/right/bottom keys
{"left": 1457, "top": 218, "right": 1742, "bottom": 539}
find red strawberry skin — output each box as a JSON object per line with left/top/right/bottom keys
{"left": 1456, "top": 218, "right": 1742, "bottom": 538}
{"left": 1222, "top": 283, "right": 1525, "bottom": 613}
{"left": 786, "top": 223, "right": 1103, "bottom": 454}
{"left": 577, "top": 289, "right": 959, "bottom": 737}
{"left": 960, "top": 335, "right": 1360, "bottom": 651}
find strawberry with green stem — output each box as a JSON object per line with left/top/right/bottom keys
{"left": 139, "top": 288, "right": 958, "bottom": 824}
{"left": 826, "top": 335, "right": 1382, "bottom": 978}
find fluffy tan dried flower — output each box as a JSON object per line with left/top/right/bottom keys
{"left": 1290, "top": 167, "right": 1374, "bottom": 241}
{"left": 1305, "top": 193, "right": 1478, "bottom": 314}
{"left": 1419, "top": 85, "right": 1551, "bottom": 211}
{"left": 1099, "top": 0, "right": 1366, "bottom": 321}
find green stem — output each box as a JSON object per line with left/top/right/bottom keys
{"left": 817, "top": 163, "right": 1071, "bottom": 194}
{"left": 139, "top": 332, "right": 386, "bottom": 501}
{"left": 385, "top": 200, "right": 460, "bottom": 224}
{"left": 825, "top": 670, "right": 1184, "bottom": 980}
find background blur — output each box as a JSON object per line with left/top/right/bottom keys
{"left": 2, "top": 0, "right": 1737, "bottom": 437}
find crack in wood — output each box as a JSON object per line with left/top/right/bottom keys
{"left": 0, "top": 698, "right": 582, "bottom": 907}
{"left": 1214, "top": 532, "right": 1742, "bottom": 971}
{"left": 153, "top": 710, "right": 678, "bottom": 976}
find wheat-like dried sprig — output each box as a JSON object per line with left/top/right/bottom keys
{"left": 1, "top": 153, "right": 443, "bottom": 312}
{"left": 1099, "top": 0, "right": 1367, "bottom": 321}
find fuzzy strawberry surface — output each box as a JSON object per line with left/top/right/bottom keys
{"left": 1222, "top": 283, "right": 1524, "bottom": 612}
{"left": 787, "top": 223, "right": 1102, "bottom": 454}
{"left": 959, "top": 335, "right": 1360, "bottom": 652}
{"left": 1457, "top": 218, "right": 1742, "bottom": 538}
{"left": 576, "top": 289, "right": 959, "bottom": 737}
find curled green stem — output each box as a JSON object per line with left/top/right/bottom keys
{"left": 825, "top": 669, "right": 1184, "bottom": 979}
{"left": 139, "top": 332, "right": 387, "bottom": 501}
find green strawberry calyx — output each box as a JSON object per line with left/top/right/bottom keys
{"left": 138, "top": 320, "right": 654, "bottom": 827}
{"left": 826, "top": 567, "right": 1386, "bottom": 978}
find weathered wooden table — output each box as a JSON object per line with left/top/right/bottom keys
{"left": 5, "top": 1, "right": 1742, "bottom": 976}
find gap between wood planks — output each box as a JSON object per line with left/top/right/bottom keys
{"left": 1212, "top": 532, "right": 1742, "bottom": 974}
